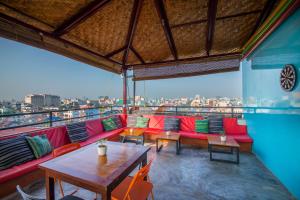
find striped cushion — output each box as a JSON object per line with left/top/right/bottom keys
{"left": 164, "top": 118, "right": 180, "bottom": 132}
{"left": 135, "top": 117, "right": 149, "bottom": 128}
{"left": 208, "top": 116, "right": 224, "bottom": 133}
{"left": 102, "top": 118, "right": 117, "bottom": 131}
{"left": 66, "top": 122, "right": 89, "bottom": 143}
{"left": 111, "top": 115, "right": 123, "bottom": 129}
{"left": 26, "top": 135, "right": 52, "bottom": 158}
{"left": 195, "top": 119, "right": 209, "bottom": 133}
{"left": 0, "top": 135, "right": 35, "bottom": 170}
{"left": 127, "top": 115, "right": 138, "bottom": 128}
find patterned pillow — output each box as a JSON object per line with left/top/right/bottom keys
{"left": 26, "top": 135, "right": 52, "bottom": 158}
{"left": 102, "top": 118, "right": 118, "bottom": 131}
{"left": 111, "top": 115, "right": 123, "bottom": 129}
{"left": 195, "top": 119, "right": 209, "bottom": 133}
{"left": 0, "top": 135, "right": 35, "bottom": 170}
{"left": 66, "top": 122, "right": 89, "bottom": 143}
{"left": 127, "top": 115, "right": 138, "bottom": 128}
{"left": 208, "top": 116, "right": 224, "bottom": 133}
{"left": 164, "top": 118, "right": 180, "bottom": 132}
{"left": 135, "top": 117, "right": 149, "bottom": 128}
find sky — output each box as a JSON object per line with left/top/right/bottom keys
{"left": 0, "top": 38, "right": 242, "bottom": 101}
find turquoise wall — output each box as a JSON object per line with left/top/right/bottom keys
{"left": 242, "top": 9, "right": 300, "bottom": 198}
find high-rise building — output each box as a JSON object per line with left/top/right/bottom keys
{"left": 24, "top": 94, "right": 44, "bottom": 108}
{"left": 44, "top": 94, "right": 60, "bottom": 107}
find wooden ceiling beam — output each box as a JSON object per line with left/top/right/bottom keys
{"left": 130, "top": 46, "right": 145, "bottom": 64}
{"left": 206, "top": 0, "right": 218, "bottom": 56}
{"left": 171, "top": 10, "right": 262, "bottom": 29}
{"left": 105, "top": 46, "right": 126, "bottom": 58}
{"left": 122, "top": 0, "right": 143, "bottom": 67}
{"left": 53, "top": 0, "right": 111, "bottom": 36}
{"left": 249, "top": 0, "right": 277, "bottom": 37}
{"left": 154, "top": 0, "right": 178, "bottom": 60}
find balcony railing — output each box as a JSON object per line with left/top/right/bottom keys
{"left": 1, "top": 105, "right": 300, "bottom": 132}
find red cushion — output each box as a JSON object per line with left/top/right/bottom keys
{"left": 144, "top": 128, "right": 163, "bottom": 135}
{"left": 176, "top": 116, "right": 204, "bottom": 132}
{"left": 179, "top": 131, "right": 219, "bottom": 139}
{"left": 0, "top": 154, "right": 52, "bottom": 184}
{"left": 231, "top": 135, "right": 253, "bottom": 143}
{"left": 223, "top": 118, "right": 247, "bottom": 136}
{"left": 86, "top": 118, "right": 103, "bottom": 137}
{"left": 79, "top": 128, "right": 125, "bottom": 146}
{"left": 143, "top": 115, "right": 165, "bottom": 129}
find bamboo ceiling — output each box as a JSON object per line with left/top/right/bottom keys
{"left": 0, "top": 0, "right": 277, "bottom": 79}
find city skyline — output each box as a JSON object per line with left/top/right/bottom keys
{"left": 0, "top": 38, "right": 242, "bottom": 101}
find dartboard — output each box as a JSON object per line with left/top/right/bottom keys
{"left": 280, "top": 64, "right": 296, "bottom": 91}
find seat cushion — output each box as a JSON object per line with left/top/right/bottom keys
{"left": 127, "top": 115, "right": 138, "bottom": 128}
{"left": 102, "top": 118, "right": 118, "bottom": 131}
{"left": 0, "top": 154, "right": 52, "bottom": 183}
{"left": 208, "top": 116, "right": 223, "bottom": 133}
{"left": 179, "top": 131, "right": 219, "bottom": 140}
{"left": 164, "top": 118, "right": 180, "bottom": 132}
{"left": 231, "top": 135, "right": 253, "bottom": 143}
{"left": 111, "top": 115, "right": 123, "bottom": 129}
{"left": 135, "top": 117, "right": 150, "bottom": 128}
{"left": 80, "top": 128, "right": 125, "bottom": 146}
{"left": 25, "top": 135, "right": 52, "bottom": 159}
{"left": 195, "top": 119, "right": 209, "bottom": 133}
{"left": 66, "top": 122, "right": 89, "bottom": 143}
{"left": 0, "top": 135, "right": 35, "bottom": 171}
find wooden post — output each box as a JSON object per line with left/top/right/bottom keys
{"left": 133, "top": 79, "right": 136, "bottom": 109}
{"left": 122, "top": 68, "right": 127, "bottom": 114}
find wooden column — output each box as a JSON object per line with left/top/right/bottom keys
{"left": 122, "top": 68, "right": 127, "bottom": 114}
{"left": 133, "top": 79, "right": 136, "bottom": 109}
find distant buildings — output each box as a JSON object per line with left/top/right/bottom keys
{"left": 24, "top": 94, "right": 61, "bottom": 110}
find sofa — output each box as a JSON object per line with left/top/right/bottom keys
{"left": 0, "top": 114, "right": 252, "bottom": 198}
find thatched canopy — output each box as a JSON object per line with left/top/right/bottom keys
{"left": 0, "top": 0, "right": 278, "bottom": 79}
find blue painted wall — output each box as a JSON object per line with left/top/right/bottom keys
{"left": 242, "top": 9, "right": 300, "bottom": 198}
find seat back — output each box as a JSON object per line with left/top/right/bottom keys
{"left": 16, "top": 185, "right": 45, "bottom": 200}
{"left": 123, "top": 160, "right": 153, "bottom": 200}
{"left": 52, "top": 143, "right": 81, "bottom": 158}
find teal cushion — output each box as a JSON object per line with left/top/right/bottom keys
{"left": 102, "top": 118, "right": 117, "bottom": 131}
{"left": 26, "top": 135, "right": 52, "bottom": 158}
{"left": 195, "top": 119, "right": 209, "bottom": 133}
{"left": 135, "top": 117, "right": 149, "bottom": 128}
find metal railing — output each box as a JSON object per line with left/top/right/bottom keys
{"left": 1, "top": 105, "right": 300, "bottom": 132}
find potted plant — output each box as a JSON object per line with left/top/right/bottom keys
{"left": 220, "top": 131, "right": 226, "bottom": 142}
{"left": 97, "top": 139, "right": 107, "bottom": 156}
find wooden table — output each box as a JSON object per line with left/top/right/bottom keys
{"left": 119, "top": 128, "right": 145, "bottom": 145}
{"left": 155, "top": 132, "right": 181, "bottom": 155}
{"left": 39, "top": 142, "right": 150, "bottom": 200}
{"left": 207, "top": 135, "right": 240, "bottom": 164}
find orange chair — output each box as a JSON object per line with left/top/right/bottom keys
{"left": 52, "top": 143, "right": 81, "bottom": 197}
{"left": 111, "top": 160, "right": 154, "bottom": 200}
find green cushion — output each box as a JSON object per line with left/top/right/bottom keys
{"left": 26, "top": 135, "right": 52, "bottom": 158}
{"left": 135, "top": 117, "right": 149, "bottom": 128}
{"left": 195, "top": 119, "right": 209, "bottom": 133}
{"left": 102, "top": 118, "right": 117, "bottom": 131}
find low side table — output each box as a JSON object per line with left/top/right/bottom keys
{"left": 207, "top": 135, "right": 240, "bottom": 164}
{"left": 119, "top": 128, "right": 145, "bottom": 145}
{"left": 156, "top": 132, "right": 181, "bottom": 155}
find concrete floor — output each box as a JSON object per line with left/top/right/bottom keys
{"left": 2, "top": 142, "right": 294, "bottom": 200}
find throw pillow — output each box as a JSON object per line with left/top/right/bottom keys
{"left": 164, "top": 118, "right": 180, "bottom": 132}
{"left": 135, "top": 117, "right": 149, "bottom": 128}
{"left": 0, "top": 135, "right": 35, "bottom": 170}
{"left": 208, "top": 116, "right": 224, "bottom": 133}
{"left": 102, "top": 118, "right": 118, "bottom": 131}
{"left": 66, "top": 122, "right": 89, "bottom": 143}
{"left": 26, "top": 135, "right": 52, "bottom": 158}
{"left": 195, "top": 119, "right": 209, "bottom": 133}
{"left": 127, "top": 115, "right": 138, "bottom": 128}
{"left": 111, "top": 115, "right": 123, "bottom": 129}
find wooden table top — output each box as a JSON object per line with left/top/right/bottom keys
{"left": 119, "top": 128, "right": 144, "bottom": 137}
{"left": 207, "top": 135, "right": 240, "bottom": 148}
{"left": 156, "top": 132, "right": 180, "bottom": 141}
{"left": 39, "top": 142, "right": 150, "bottom": 187}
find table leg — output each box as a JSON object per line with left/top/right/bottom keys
{"left": 209, "top": 144, "right": 212, "bottom": 161}
{"left": 45, "top": 173, "right": 55, "bottom": 200}
{"left": 142, "top": 153, "right": 148, "bottom": 181}
{"left": 176, "top": 141, "right": 180, "bottom": 155}
{"left": 236, "top": 147, "right": 240, "bottom": 164}
{"left": 101, "top": 190, "right": 111, "bottom": 200}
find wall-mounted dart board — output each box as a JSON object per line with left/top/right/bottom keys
{"left": 280, "top": 64, "right": 297, "bottom": 92}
